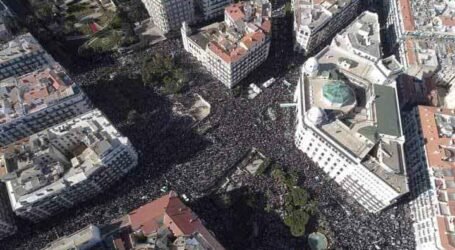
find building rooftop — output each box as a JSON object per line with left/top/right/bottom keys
{"left": 416, "top": 106, "right": 455, "bottom": 249}
{"left": 1, "top": 109, "right": 129, "bottom": 211}
{"left": 0, "top": 64, "right": 80, "bottom": 124}
{"left": 299, "top": 11, "right": 407, "bottom": 194}
{"left": 188, "top": 0, "right": 271, "bottom": 63}
{"left": 111, "top": 192, "right": 224, "bottom": 250}
{"left": 42, "top": 224, "right": 101, "bottom": 250}
{"left": 294, "top": 0, "right": 354, "bottom": 32}
{"left": 0, "top": 33, "right": 49, "bottom": 63}
{"left": 398, "top": 0, "right": 455, "bottom": 35}
{"left": 418, "top": 106, "right": 455, "bottom": 169}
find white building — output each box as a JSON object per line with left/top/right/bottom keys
{"left": 0, "top": 33, "right": 56, "bottom": 81}
{"left": 142, "top": 0, "right": 195, "bottom": 33}
{"left": 402, "top": 106, "right": 455, "bottom": 250}
{"left": 195, "top": 0, "right": 233, "bottom": 20}
{"left": 182, "top": 0, "right": 272, "bottom": 88}
{"left": 293, "top": 0, "right": 361, "bottom": 55}
{"left": 0, "top": 64, "right": 93, "bottom": 146}
{"left": 294, "top": 11, "right": 408, "bottom": 213}
{"left": 1, "top": 109, "right": 138, "bottom": 221}
{"left": 42, "top": 224, "right": 101, "bottom": 250}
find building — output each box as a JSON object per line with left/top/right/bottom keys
{"left": 0, "top": 64, "right": 93, "bottom": 146}
{"left": 0, "top": 182, "right": 15, "bottom": 240}
{"left": 142, "top": 0, "right": 195, "bottom": 33}
{"left": 1, "top": 109, "right": 138, "bottom": 221}
{"left": 294, "top": 11, "right": 408, "bottom": 213}
{"left": 103, "top": 191, "right": 224, "bottom": 250}
{"left": 0, "top": 33, "right": 56, "bottom": 81}
{"left": 195, "top": 0, "right": 233, "bottom": 20}
{"left": 293, "top": 0, "right": 362, "bottom": 55}
{"left": 383, "top": 0, "right": 455, "bottom": 108}
{"left": 42, "top": 224, "right": 102, "bottom": 250}
{"left": 182, "top": 0, "right": 272, "bottom": 88}
{"left": 402, "top": 106, "right": 455, "bottom": 250}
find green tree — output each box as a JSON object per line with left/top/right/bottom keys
{"left": 284, "top": 209, "right": 310, "bottom": 237}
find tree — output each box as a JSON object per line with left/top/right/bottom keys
{"left": 284, "top": 209, "right": 310, "bottom": 237}
{"left": 141, "top": 54, "right": 186, "bottom": 94}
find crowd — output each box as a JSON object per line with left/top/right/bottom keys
{"left": 0, "top": 5, "right": 416, "bottom": 250}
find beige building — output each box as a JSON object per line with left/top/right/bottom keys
{"left": 182, "top": 0, "right": 272, "bottom": 88}
{"left": 0, "top": 64, "right": 93, "bottom": 146}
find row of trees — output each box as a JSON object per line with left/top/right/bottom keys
{"left": 272, "top": 167, "right": 317, "bottom": 237}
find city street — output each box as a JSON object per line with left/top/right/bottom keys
{"left": 0, "top": 2, "right": 417, "bottom": 249}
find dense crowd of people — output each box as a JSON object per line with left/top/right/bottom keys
{"left": 0, "top": 5, "right": 416, "bottom": 250}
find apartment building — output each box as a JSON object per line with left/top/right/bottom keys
{"left": 293, "top": 0, "right": 362, "bottom": 56}
{"left": 182, "top": 0, "right": 272, "bottom": 88}
{"left": 142, "top": 0, "right": 195, "bottom": 33}
{"left": 0, "top": 33, "right": 56, "bottom": 81}
{"left": 0, "top": 182, "right": 15, "bottom": 240}
{"left": 42, "top": 224, "right": 101, "bottom": 250}
{"left": 383, "top": 0, "right": 455, "bottom": 108}
{"left": 0, "top": 64, "right": 93, "bottom": 146}
{"left": 103, "top": 191, "right": 224, "bottom": 250}
{"left": 1, "top": 109, "right": 138, "bottom": 221}
{"left": 195, "top": 0, "right": 233, "bottom": 20}
{"left": 294, "top": 11, "right": 408, "bottom": 213}
{"left": 402, "top": 106, "right": 455, "bottom": 250}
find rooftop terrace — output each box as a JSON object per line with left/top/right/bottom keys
{"left": 398, "top": 0, "right": 455, "bottom": 35}
{"left": 294, "top": 0, "right": 354, "bottom": 31}
{"left": 0, "top": 64, "right": 80, "bottom": 124}
{"left": 189, "top": 0, "right": 271, "bottom": 63}
{"left": 1, "top": 109, "right": 128, "bottom": 211}
{"left": 0, "top": 33, "right": 48, "bottom": 63}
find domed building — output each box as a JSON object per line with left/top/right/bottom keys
{"left": 306, "top": 107, "right": 326, "bottom": 125}
{"left": 321, "top": 80, "right": 356, "bottom": 108}
{"left": 302, "top": 57, "right": 319, "bottom": 77}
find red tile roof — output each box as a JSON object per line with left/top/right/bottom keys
{"left": 126, "top": 192, "right": 224, "bottom": 249}
{"left": 399, "top": 0, "right": 415, "bottom": 32}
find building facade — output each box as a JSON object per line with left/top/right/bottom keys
{"left": 293, "top": 0, "right": 362, "bottom": 56}
{"left": 0, "top": 64, "right": 93, "bottom": 146}
{"left": 294, "top": 11, "right": 408, "bottom": 213}
{"left": 0, "top": 33, "right": 56, "bottom": 81}
{"left": 1, "top": 109, "right": 138, "bottom": 221}
{"left": 403, "top": 106, "right": 455, "bottom": 250}
{"left": 142, "top": 0, "right": 195, "bottom": 33}
{"left": 195, "top": 0, "right": 233, "bottom": 20}
{"left": 182, "top": 0, "right": 272, "bottom": 88}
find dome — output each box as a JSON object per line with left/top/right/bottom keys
{"left": 303, "top": 57, "right": 319, "bottom": 76}
{"left": 322, "top": 81, "right": 355, "bottom": 106}
{"left": 307, "top": 107, "right": 325, "bottom": 125}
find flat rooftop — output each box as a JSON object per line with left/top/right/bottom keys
{"left": 0, "top": 33, "right": 47, "bottom": 63}
{"left": 398, "top": 0, "right": 455, "bottom": 35}
{"left": 403, "top": 38, "right": 455, "bottom": 70}
{"left": 299, "top": 11, "right": 407, "bottom": 194}
{"left": 189, "top": 0, "right": 271, "bottom": 63}
{"left": 0, "top": 64, "right": 80, "bottom": 124}
{"left": 294, "top": 0, "right": 354, "bottom": 31}
{"left": 1, "top": 109, "right": 128, "bottom": 211}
